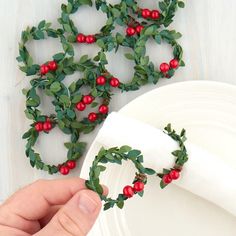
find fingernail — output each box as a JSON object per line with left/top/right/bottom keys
{"left": 78, "top": 192, "right": 98, "bottom": 214}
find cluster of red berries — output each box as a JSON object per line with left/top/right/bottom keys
{"left": 75, "top": 75, "right": 119, "bottom": 122}
{"left": 40, "top": 61, "right": 58, "bottom": 75}
{"left": 141, "top": 9, "right": 160, "bottom": 20}
{"left": 160, "top": 59, "right": 179, "bottom": 73}
{"left": 126, "top": 25, "right": 144, "bottom": 36}
{"left": 59, "top": 160, "right": 77, "bottom": 175}
{"left": 96, "top": 75, "right": 120, "bottom": 87}
{"left": 162, "top": 169, "right": 180, "bottom": 185}
{"left": 76, "top": 33, "right": 96, "bottom": 44}
{"left": 34, "top": 118, "right": 53, "bottom": 132}
{"left": 75, "top": 94, "right": 109, "bottom": 122}
{"left": 123, "top": 181, "right": 145, "bottom": 198}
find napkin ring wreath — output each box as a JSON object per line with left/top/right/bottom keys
{"left": 86, "top": 124, "right": 189, "bottom": 210}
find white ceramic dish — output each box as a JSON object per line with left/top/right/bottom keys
{"left": 81, "top": 81, "right": 236, "bottom": 236}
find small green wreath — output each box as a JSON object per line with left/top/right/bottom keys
{"left": 16, "top": 21, "right": 74, "bottom": 77}
{"left": 22, "top": 116, "right": 86, "bottom": 175}
{"left": 59, "top": 0, "right": 116, "bottom": 52}
{"left": 85, "top": 146, "right": 156, "bottom": 210}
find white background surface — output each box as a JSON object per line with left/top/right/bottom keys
{"left": 1, "top": 0, "right": 236, "bottom": 201}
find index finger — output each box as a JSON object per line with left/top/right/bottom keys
{"left": 2, "top": 177, "right": 107, "bottom": 220}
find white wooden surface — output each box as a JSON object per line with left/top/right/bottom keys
{"left": 0, "top": 0, "right": 236, "bottom": 201}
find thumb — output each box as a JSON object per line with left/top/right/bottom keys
{"left": 35, "top": 190, "right": 102, "bottom": 236}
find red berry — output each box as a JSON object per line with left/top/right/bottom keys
{"left": 160, "top": 63, "right": 170, "bottom": 73}
{"left": 169, "top": 169, "right": 180, "bottom": 180}
{"left": 142, "top": 9, "right": 151, "bottom": 18}
{"left": 151, "top": 10, "right": 160, "bottom": 19}
{"left": 85, "top": 35, "right": 96, "bottom": 44}
{"left": 66, "top": 160, "right": 76, "bottom": 170}
{"left": 76, "top": 33, "right": 86, "bottom": 43}
{"left": 40, "top": 64, "right": 49, "bottom": 75}
{"left": 59, "top": 165, "right": 70, "bottom": 175}
{"left": 88, "top": 112, "right": 97, "bottom": 122}
{"left": 35, "top": 122, "right": 43, "bottom": 132}
{"left": 96, "top": 76, "right": 106, "bottom": 85}
{"left": 46, "top": 117, "right": 51, "bottom": 122}
{"left": 136, "top": 25, "right": 144, "bottom": 34}
{"left": 126, "top": 27, "right": 136, "bottom": 36}
{"left": 110, "top": 77, "right": 120, "bottom": 87}
{"left": 169, "top": 59, "right": 179, "bottom": 69}
{"left": 48, "top": 61, "right": 57, "bottom": 71}
{"left": 133, "top": 181, "right": 144, "bottom": 192}
{"left": 76, "top": 102, "right": 86, "bottom": 111}
{"left": 43, "top": 121, "right": 52, "bottom": 132}
{"left": 162, "top": 174, "right": 172, "bottom": 184}
{"left": 82, "top": 95, "right": 93, "bottom": 105}
{"left": 99, "top": 105, "right": 109, "bottom": 114}
{"left": 123, "top": 185, "right": 134, "bottom": 198}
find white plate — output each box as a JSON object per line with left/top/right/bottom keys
{"left": 81, "top": 81, "right": 236, "bottom": 236}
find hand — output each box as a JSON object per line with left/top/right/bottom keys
{"left": 0, "top": 178, "right": 107, "bottom": 236}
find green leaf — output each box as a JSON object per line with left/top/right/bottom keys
{"left": 26, "top": 99, "right": 39, "bottom": 107}
{"left": 50, "top": 82, "right": 61, "bottom": 93}
{"left": 79, "top": 55, "right": 88, "bottom": 63}
{"left": 91, "top": 102, "right": 98, "bottom": 108}
{"left": 72, "top": 94, "right": 82, "bottom": 103}
{"left": 116, "top": 201, "right": 124, "bottom": 209}
{"left": 22, "top": 130, "right": 32, "bottom": 139}
{"left": 97, "top": 165, "right": 106, "bottom": 171}
{"left": 66, "top": 109, "right": 76, "bottom": 119}
{"left": 127, "top": 149, "right": 141, "bottom": 158}
{"left": 24, "top": 110, "right": 35, "bottom": 120}
{"left": 64, "top": 24, "right": 72, "bottom": 33}
{"left": 104, "top": 202, "right": 112, "bottom": 210}
{"left": 125, "top": 53, "right": 134, "bottom": 60}
{"left": 96, "top": 39, "right": 105, "bottom": 48}
{"left": 66, "top": 2, "right": 73, "bottom": 13}
{"left": 178, "top": 1, "right": 185, "bottom": 8}
{"left": 69, "top": 82, "right": 76, "bottom": 93}
{"left": 119, "top": 145, "right": 131, "bottom": 153}
{"left": 116, "top": 33, "right": 124, "bottom": 44}
{"left": 155, "top": 34, "right": 162, "bottom": 44}
{"left": 59, "top": 95, "right": 70, "bottom": 107}
{"left": 35, "top": 30, "right": 44, "bottom": 39}
{"left": 111, "top": 8, "right": 120, "bottom": 17}
{"left": 144, "top": 168, "right": 156, "bottom": 175}
{"left": 53, "top": 53, "right": 65, "bottom": 61}
{"left": 160, "top": 180, "right": 168, "bottom": 189}
{"left": 79, "top": 0, "right": 92, "bottom": 6}
{"left": 91, "top": 88, "right": 98, "bottom": 97}
{"left": 38, "top": 20, "right": 46, "bottom": 29}
{"left": 71, "top": 121, "right": 83, "bottom": 129}
{"left": 144, "top": 26, "right": 156, "bottom": 35}
{"left": 22, "top": 88, "right": 28, "bottom": 95}
{"left": 64, "top": 142, "right": 74, "bottom": 149}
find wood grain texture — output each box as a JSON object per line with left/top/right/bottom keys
{"left": 0, "top": 0, "right": 236, "bottom": 200}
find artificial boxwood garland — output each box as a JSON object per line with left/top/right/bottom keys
{"left": 108, "top": 26, "right": 184, "bottom": 91}
{"left": 59, "top": 0, "right": 116, "bottom": 52}
{"left": 95, "top": 0, "right": 185, "bottom": 29}
{"left": 18, "top": 0, "right": 185, "bottom": 174}
{"left": 86, "top": 124, "right": 189, "bottom": 210}
{"left": 22, "top": 57, "right": 114, "bottom": 174}
{"left": 17, "top": 21, "right": 74, "bottom": 76}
